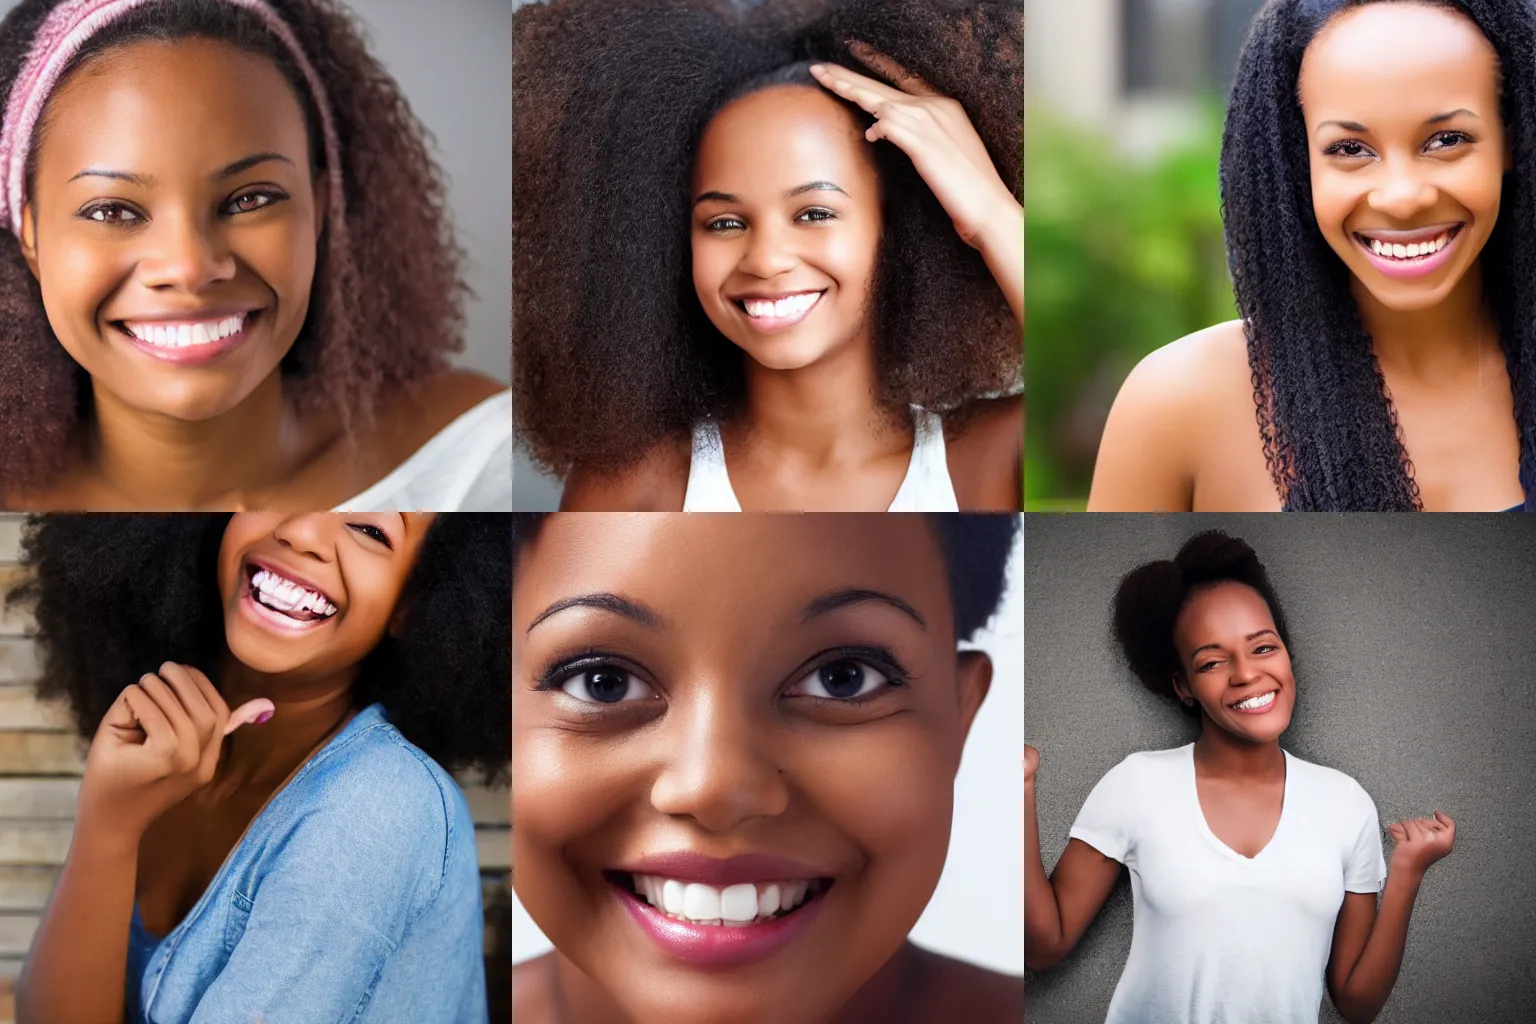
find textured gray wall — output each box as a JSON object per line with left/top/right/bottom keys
{"left": 1025, "top": 513, "right": 1536, "bottom": 1024}
{"left": 0, "top": 0, "right": 511, "bottom": 385}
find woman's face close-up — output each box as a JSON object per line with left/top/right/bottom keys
{"left": 24, "top": 37, "right": 325, "bottom": 422}
{"left": 216, "top": 512, "right": 434, "bottom": 682}
{"left": 691, "top": 84, "right": 883, "bottom": 374}
{"left": 1300, "top": 1, "right": 1507, "bottom": 314}
{"left": 513, "top": 515, "right": 991, "bottom": 1024}
{"left": 1171, "top": 581, "right": 1296, "bottom": 743}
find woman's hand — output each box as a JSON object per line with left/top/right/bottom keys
{"left": 1387, "top": 811, "right": 1456, "bottom": 880}
{"left": 811, "top": 43, "right": 1023, "bottom": 325}
{"left": 75, "top": 662, "right": 274, "bottom": 842}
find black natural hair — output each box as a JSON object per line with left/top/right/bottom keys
{"left": 0, "top": 0, "right": 466, "bottom": 497}
{"left": 511, "top": 513, "right": 1018, "bottom": 643}
{"left": 1222, "top": 0, "right": 1536, "bottom": 510}
{"left": 6, "top": 514, "right": 510, "bottom": 784}
{"left": 1111, "top": 530, "right": 1292, "bottom": 718}
{"left": 513, "top": 0, "right": 1023, "bottom": 477}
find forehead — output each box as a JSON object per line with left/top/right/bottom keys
{"left": 37, "top": 37, "right": 308, "bottom": 173}
{"left": 692, "top": 84, "right": 877, "bottom": 194}
{"left": 514, "top": 514, "right": 949, "bottom": 636}
{"left": 1172, "top": 582, "right": 1276, "bottom": 649}
{"left": 1299, "top": 3, "right": 1500, "bottom": 124}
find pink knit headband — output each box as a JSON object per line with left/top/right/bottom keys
{"left": 0, "top": 0, "right": 344, "bottom": 237}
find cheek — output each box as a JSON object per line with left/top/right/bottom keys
{"left": 690, "top": 237, "right": 728, "bottom": 297}
{"left": 38, "top": 233, "right": 131, "bottom": 336}
{"left": 1308, "top": 163, "right": 1356, "bottom": 240}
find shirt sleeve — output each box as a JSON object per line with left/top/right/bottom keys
{"left": 185, "top": 753, "right": 457, "bottom": 1024}
{"left": 1343, "top": 780, "right": 1388, "bottom": 894}
{"left": 1068, "top": 756, "right": 1140, "bottom": 864}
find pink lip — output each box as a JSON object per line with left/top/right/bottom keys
{"left": 1227, "top": 689, "right": 1281, "bottom": 715}
{"left": 114, "top": 311, "right": 258, "bottom": 366}
{"left": 613, "top": 879, "right": 828, "bottom": 967}
{"left": 1354, "top": 226, "right": 1462, "bottom": 281}
{"left": 731, "top": 290, "right": 824, "bottom": 333}
{"left": 619, "top": 851, "right": 831, "bottom": 887}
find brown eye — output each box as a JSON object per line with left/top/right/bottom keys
{"left": 82, "top": 203, "right": 141, "bottom": 224}
{"left": 223, "top": 190, "right": 282, "bottom": 215}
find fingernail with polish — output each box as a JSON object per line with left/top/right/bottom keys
{"left": 255, "top": 710, "right": 274, "bottom": 724}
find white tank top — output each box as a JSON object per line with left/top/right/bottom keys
{"left": 681, "top": 406, "right": 959, "bottom": 511}
{"left": 332, "top": 390, "right": 510, "bottom": 512}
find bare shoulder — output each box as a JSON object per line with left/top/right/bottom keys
{"left": 511, "top": 954, "right": 553, "bottom": 1024}
{"left": 909, "top": 944, "right": 1024, "bottom": 1022}
{"left": 560, "top": 433, "right": 690, "bottom": 511}
{"left": 1087, "top": 320, "right": 1251, "bottom": 511}
{"left": 370, "top": 369, "right": 507, "bottom": 460}
{"left": 944, "top": 396, "right": 1023, "bottom": 511}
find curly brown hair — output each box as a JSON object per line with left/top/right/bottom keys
{"left": 0, "top": 0, "right": 467, "bottom": 496}
{"left": 512, "top": 0, "right": 1023, "bottom": 478}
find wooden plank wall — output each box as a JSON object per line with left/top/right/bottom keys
{"left": 0, "top": 515, "right": 511, "bottom": 1023}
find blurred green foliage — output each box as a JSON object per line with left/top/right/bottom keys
{"left": 1025, "top": 100, "right": 1236, "bottom": 507}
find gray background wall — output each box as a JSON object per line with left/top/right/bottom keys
{"left": 0, "top": 0, "right": 512, "bottom": 385}
{"left": 1025, "top": 514, "right": 1536, "bottom": 1024}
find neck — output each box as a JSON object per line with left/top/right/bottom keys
{"left": 736, "top": 332, "right": 905, "bottom": 464}
{"left": 1351, "top": 262, "right": 1499, "bottom": 379}
{"left": 1192, "top": 720, "right": 1285, "bottom": 779}
{"left": 208, "top": 654, "right": 360, "bottom": 793}
{"left": 87, "top": 372, "right": 321, "bottom": 508}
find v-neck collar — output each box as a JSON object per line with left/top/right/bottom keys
{"left": 1183, "top": 742, "right": 1292, "bottom": 865}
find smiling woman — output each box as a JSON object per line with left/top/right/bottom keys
{"left": 1087, "top": 0, "right": 1536, "bottom": 512}
{"left": 510, "top": 513, "right": 1023, "bottom": 1024}
{"left": 0, "top": 0, "right": 511, "bottom": 510}
{"left": 2, "top": 512, "right": 511, "bottom": 1023}
{"left": 513, "top": 0, "right": 1023, "bottom": 512}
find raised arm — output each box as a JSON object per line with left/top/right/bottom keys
{"left": 1024, "top": 745, "right": 1124, "bottom": 970}
{"left": 1326, "top": 812, "right": 1456, "bottom": 1024}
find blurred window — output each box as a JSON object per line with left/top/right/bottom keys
{"left": 1122, "top": 0, "right": 1265, "bottom": 95}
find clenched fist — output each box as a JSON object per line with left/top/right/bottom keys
{"left": 1024, "top": 744, "right": 1039, "bottom": 786}
{"left": 77, "top": 662, "right": 274, "bottom": 841}
{"left": 1387, "top": 810, "right": 1456, "bottom": 880}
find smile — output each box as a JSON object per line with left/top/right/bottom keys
{"left": 732, "top": 290, "right": 824, "bottom": 331}
{"left": 1228, "top": 689, "right": 1279, "bottom": 714}
{"left": 240, "top": 561, "right": 338, "bottom": 632}
{"left": 606, "top": 870, "right": 833, "bottom": 966}
{"left": 113, "top": 310, "right": 260, "bottom": 365}
{"left": 1353, "top": 224, "right": 1463, "bottom": 280}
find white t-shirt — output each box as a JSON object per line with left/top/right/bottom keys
{"left": 1069, "top": 744, "right": 1386, "bottom": 1024}
{"left": 333, "top": 390, "right": 510, "bottom": 511}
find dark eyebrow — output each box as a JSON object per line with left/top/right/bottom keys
{"left": 1426, "top": 108, "right": 1479, "bottom": 125}
{"left": 67, "top": 151, "right": 293, "bottom": 188}
{"left": 802, "top": 588, "right": 926, "bottom": 630}
{"left": 1315, "top": 119, "right": 1368, "bottom": 136}
{"left": 1190, "top": 629, "right": 1279, "bottom": 659}
{"left": 693, "top": 180, "right": 850, "bottom": 207}
{"left": 527, "top": 593, "right": 665, "bottom": 634}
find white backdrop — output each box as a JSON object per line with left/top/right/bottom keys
{"left": 512, "top": 523, "right": 1025, "bottom": 976}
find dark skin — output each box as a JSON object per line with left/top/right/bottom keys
{"left": 511, "top": 515, "right": 1022, "bottom": 1024}
{"left": 1089, "top": 3, "right": 1519, "bottom": 512}
{"left": 5, "top": 38, "right": 501, "bottom": 511}
{"left": 17, "top": 512, "right": 434, "bottom": 1024}
{"left": 562, "top": 48, "right": 1022, "bottom": 513}
{"left": 1023, "top": 582, "right": 1455, "bottom": 1024}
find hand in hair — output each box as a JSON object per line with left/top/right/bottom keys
{"left": 78, "top": 662, "right": 273, "bottom": 841}
{"left": 811, "top": 45, "right": 1023, "bottom": 324}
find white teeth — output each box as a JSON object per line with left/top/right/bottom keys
{"left": 632, "top": 874, "right": 819, "bottom": 925}
{"left": 1234, "top": 690, "right": 1277, "bottom": 711}
{"left": 126, "top": 314, "right": 246, "bottom": 348}
{"left": 250, "top": 568, "right": 336, "bottom": 619}
{"left": 742, "top": 292, "right": 820, "bottom": 320}
{"left": 1366, "top": 232, "right": 1449, "bottom": 260}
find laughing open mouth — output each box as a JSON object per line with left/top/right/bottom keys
{"left": 1353, "top": 224, "right": 1462, "bottom": 262}
{"left": 245, "top": 563, "right": 337, "bottom": 623}
{"left": 605, "top": 870, "right": 832, "bottom": 927}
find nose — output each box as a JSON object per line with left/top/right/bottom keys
{"left": 271, "top": 514, "right": 338, "bottom": 563}
{"left": 649, "top": 694, "right": 790, "bottom": 833}
{"left": 1230, "top": 655, "right": 1265, "bottom": 687}
{"left": 735, "top": 219, "right": 798, "bottom": 280}
{"left": 1367, "top": 157, "right": 1438, "bottom": 222}
{"left": 136, "top": 209, "right": 237, "bottom": 292}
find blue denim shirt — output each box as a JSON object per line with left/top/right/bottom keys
{"left": 124, "top": 703, "right": 488, "bottom": 1023}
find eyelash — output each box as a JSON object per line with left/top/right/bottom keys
{"left": 703, "top": 208, "right": 838, "bottom": 233}
{"left": 1197, "top": 644, "right": 1278, "bottom": 672}
{"left": 1323, "top": 131, "right": 1475, "bottom": 159}
{"left": 532, "top": 644, "right": 910, "bottom": 709}
{"left": 346, "top": 522, "right": 392, "bottom": 548}
{"left": 76, "top": 188, "right": 289, "bottom": 225}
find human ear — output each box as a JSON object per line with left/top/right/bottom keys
{"left": 953, "top": 650, "right": 993, "bottom": 746}
{"left": 1170, "top": 672, "right": 1196, "bottom": 707}
{"left": 19, "top": 204, "right": 39, "bottom": 279}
